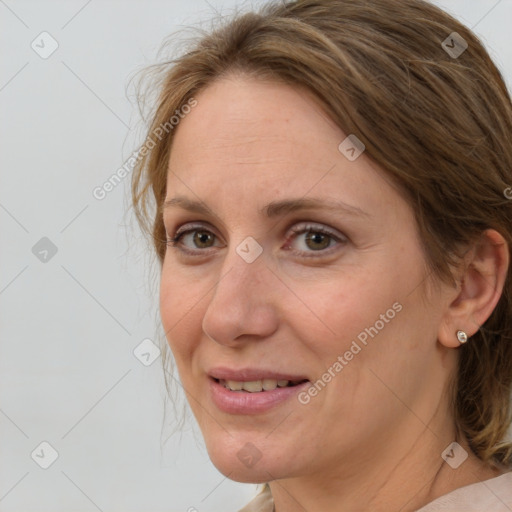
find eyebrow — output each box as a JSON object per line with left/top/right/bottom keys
{"left": 163, "top": 196, "right": 370, "bottom": 219}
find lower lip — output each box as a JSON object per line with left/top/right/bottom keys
{"left": 209, "top": 378, "right": 310, "bottom": 415}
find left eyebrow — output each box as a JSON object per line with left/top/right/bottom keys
{"left": 162, "top": 195, "right": 370, "bottom": 219}
{"left": 261, "top": 197, "right": 371, "bottom": 219}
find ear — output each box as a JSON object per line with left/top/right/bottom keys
{"left": 438, "top": 229, "right": 509, "bottom": 348}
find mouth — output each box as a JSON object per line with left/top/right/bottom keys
{"left": 214, "top": 377, "right": 309, "bottom": 392}
{"left": 207, "top": 369, "right": 311, "bottom": 414}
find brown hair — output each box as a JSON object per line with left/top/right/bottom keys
{"left": 131, "top": 0, "right": 512, "bottom": 468}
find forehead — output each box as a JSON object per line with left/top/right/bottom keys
{"left": 169, "top": 75, "right": 340, "bottom": 164}
{"left": 165, "top": 75, "right": 402, "bottom": 223}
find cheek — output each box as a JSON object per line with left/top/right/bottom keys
{"left": 296, "top": 264, "right": 402, "bottom": 350}
{"left": 159, "top": 262, "right": 204, "bottom": 365}
{"left": 309, "top": 264, "right": 434, "bottom": 417}
{"left": 293, "top": 253, "right": 423, "bottom": 394}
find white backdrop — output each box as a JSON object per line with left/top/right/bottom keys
{"left": 1, "top": 1, "right": 511, "bottom": 511}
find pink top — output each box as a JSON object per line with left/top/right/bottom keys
{"left": 238, "top": 472, "right": 512, "bottom": 511}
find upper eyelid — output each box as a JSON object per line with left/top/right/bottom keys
{"left": 165, "top": 218, "right": 215, "bottom": 236}
{"left": 169, "top": 220, "right": 341, "bottom": 235}
{"left": 290, "top": 222, "right": 344, "bottom": 237}
{"left": 168, "top": 221, "right": 345, "bottom": 245}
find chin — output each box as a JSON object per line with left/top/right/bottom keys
{"left": 204, "top": 436, "right": 287, "bottom": 483}
{"left": 216, "top": 465, "right": 273, "bottom": 484}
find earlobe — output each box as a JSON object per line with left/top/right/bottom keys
{"left": 437, "top": 229, "right": 509, "bottom": 349}
{"left": 438, "top": 322, "right": 467, "bottom": 349}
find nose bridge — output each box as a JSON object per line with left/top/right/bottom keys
{"left": 216, "top": 234, "right": 269, "bottom": 299}
{"left": 202, "top": 240, "right": 278, "bottom": 344}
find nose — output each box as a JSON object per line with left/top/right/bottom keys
{"left": 201, "top": 245, "right": 279, "bottom": 347}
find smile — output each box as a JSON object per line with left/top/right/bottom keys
{"left": 209, "top": 373, "right": 311, "bottom": 414}
{"left": 217, "top": 378, "right": 308, "bottom": 392}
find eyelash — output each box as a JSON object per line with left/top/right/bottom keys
{"left": 165, "top": 222, "right": 346, "bottom": 258}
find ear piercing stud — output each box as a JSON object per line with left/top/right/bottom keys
{"left": 456, "top": 330, "right": 468, "bottom": 344}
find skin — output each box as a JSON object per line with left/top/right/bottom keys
{"left": 160, "top": 74, "right": 509, "bottom": 511}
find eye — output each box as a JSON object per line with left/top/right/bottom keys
{"left": 284, "top": 223, "right": 345, "bottom": 256}
{"left": 166, "top": 222, "right": 346, "bottom": 258}
{"left": 166, "top": 224, "right": 222, "bottom": 255}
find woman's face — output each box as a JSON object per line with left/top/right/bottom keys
{"left": 160, "top": 75, "right": 456, "bottom": 482}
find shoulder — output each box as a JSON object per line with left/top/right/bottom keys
{"left": 416, "top": 472, "right": 512, "bottom": 512}
{"left": 237, "top": 485, "right": 273, "bottom": 512}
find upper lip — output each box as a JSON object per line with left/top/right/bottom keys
{"left": 208, "top": 367, "right": 309, "bottom": 382}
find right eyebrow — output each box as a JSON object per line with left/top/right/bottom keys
{"left": 163, "top": 196, "right": 214, "bottom": 216}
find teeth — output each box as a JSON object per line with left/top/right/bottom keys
{"left": 242, "top": 381, "right": 263, "bottom": 392}
{"left": 226, "top": 380, "right": 243, "bottom": 391}
{"left": 221, "top": 379, "right": 294, "bottom": 392}
{"left": 262, "top": 379, "right": 278, "bottom": 391}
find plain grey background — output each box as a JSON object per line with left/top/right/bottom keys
{"left": 1, "top": 1, "right": 511, "bottom": 511}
